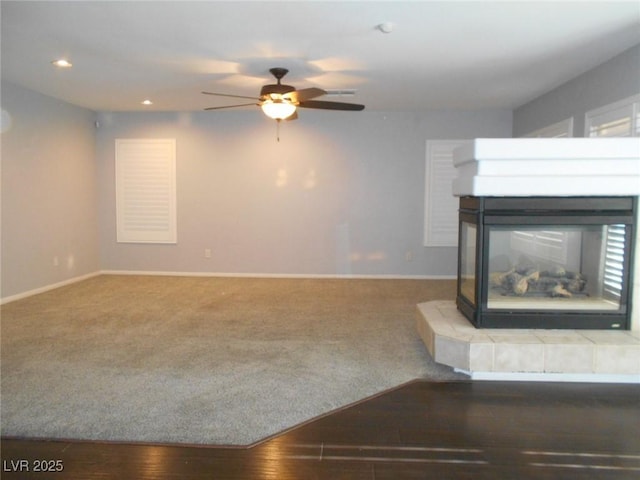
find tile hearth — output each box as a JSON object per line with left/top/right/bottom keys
{"left": 417, "top": 300, "right": 640, "bottom": 383}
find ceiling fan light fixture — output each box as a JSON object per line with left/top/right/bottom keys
{"left": 261, "top": 99, "right": 296, "bottom": 120}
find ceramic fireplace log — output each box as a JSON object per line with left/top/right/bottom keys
{"left": 490, "top": 267, "right": 587, "bottom": 298}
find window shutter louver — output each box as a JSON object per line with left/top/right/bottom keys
{"left": 603, "top": 225, "right": 627, "bottom": 299}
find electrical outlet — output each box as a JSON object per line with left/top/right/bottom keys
{"left": 53, "top": 256, "right": 59, "bottom": 267}
{"left": 405, "top": 251, "right": 413, "bottom": 262}
{"left": 204, "top": 249, "right": 212, "bottom": 259}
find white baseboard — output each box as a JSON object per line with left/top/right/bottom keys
{"left": 1, "top": 270, "right": 455, "bottom": 305}
{"left": 1, "top": 271, "right": 102, "bottom": 305}
{"left": 455, "top": 369, "right": 640, "bottom": 384}
{"left": 100, "top": 270, "right": 456, "bottom": 280}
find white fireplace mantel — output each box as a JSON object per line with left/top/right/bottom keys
{"left": 452, "top": 138, "right": 640, "bottom": 197}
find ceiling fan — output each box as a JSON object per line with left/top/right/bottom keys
{"left": 202, "top": 67, "right": 365, "bottom": 122}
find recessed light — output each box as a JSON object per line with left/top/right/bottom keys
{"left": 51, "top": 59, "right": 72, "bottom": 68}
{"left": 141, "top": 100, "right": 153, "bottom": 105}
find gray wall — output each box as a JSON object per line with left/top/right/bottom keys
{"left": 513, "top": 44, "right": 640, "bottom": 137}
{"left": 3, "top": 38, "right": 637, "bottom": 298}
{"left": 96, "top": 109, "right": 512, "bottom": 277}
{"left": 4, "top": 39, "right": 637, "bottom": 297}
{"left": 1, "top": 81, "right": 100, "bottom": 298}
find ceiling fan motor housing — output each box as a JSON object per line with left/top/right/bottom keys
{"left": 261, "top": 67, "right": 295, "bottom": 99}
{"left": 260, "top": 84, "right": 296, "bottom": 98}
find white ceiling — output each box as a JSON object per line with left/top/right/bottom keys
{"left": 2, "top": 1, "right": 639, "bottom": 113}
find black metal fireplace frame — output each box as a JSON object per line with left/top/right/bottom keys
{"left": 456, "top": 196, "right": 637, "bottom": 330}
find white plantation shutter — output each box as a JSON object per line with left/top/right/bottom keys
{"left": 424, "top": 140, "right": 469, "bottom": 246}
{"left": 522, "top": 117, "right": 573, "bottom": 138}
{"left": 587, "top": 107, "right": 633, "bottom": 137}
{"left": 585, "top": 95, "right": 640, "bottom": 138}
{"left": 115, "top": 139, "right": 177, "bottom": 243}
{"left": 586, "top": 96, "right": 638, "bottom": 301}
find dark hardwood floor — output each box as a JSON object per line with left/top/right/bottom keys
{"left": 2, "top": 380, "right": 639, "bottom": 479}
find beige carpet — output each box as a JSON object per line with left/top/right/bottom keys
{"left": 1, "top": 275, "right": 465, "bottom": 445}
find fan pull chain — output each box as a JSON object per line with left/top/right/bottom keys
{"left": 276, "top": 119, "right": 281, "bottom": 142}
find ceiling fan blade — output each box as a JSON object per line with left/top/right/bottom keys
{"left": 204, "top": 103, "right": 258, "bottom": 110}
{"left": 285, "top": 87, "right": 326, "bottom": 103}
{"left": 298, "top": 100, "right": 365, "bottom": 111}
{"left": 202, "top": 91, "right": 260, "bottom": 100}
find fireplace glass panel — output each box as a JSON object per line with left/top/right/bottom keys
{"left": 487, "top": 224, "right": 628, "bottom": 312}
{"left": 459, "top": 221, "right": 477, "bottom": 306}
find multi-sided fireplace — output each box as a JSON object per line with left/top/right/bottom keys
{"left": 451, "top": 138, "right": 640, "bottom": 331}
{"left": 456, "top": 196, "right": 637, "bottom": 329}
